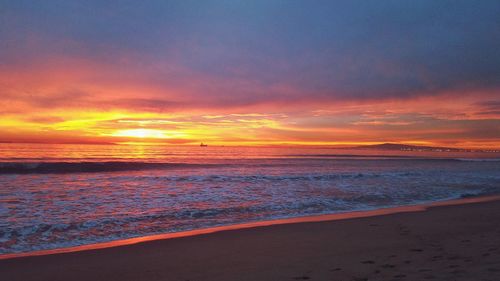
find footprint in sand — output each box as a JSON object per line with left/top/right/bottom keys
{"left": 430, "top": 255, "right": 443, "bottom": 261}
{"left": 487, "top": 268, "right": 500, "bottom": 272}
{"left": 293, "top": 275, "right": 310, "bottom": 280}
{"left": 418, "top": 268, "right": 432, "bottom": 272}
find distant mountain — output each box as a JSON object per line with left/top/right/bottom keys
{"left": 354, "top": 143, "right": 477, "bottom": 152}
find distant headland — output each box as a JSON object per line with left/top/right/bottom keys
{"left": 354, "top": 143, "right": 499, "bottom": 153}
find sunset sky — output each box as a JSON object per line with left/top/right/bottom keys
{"left": 1, "top": 0, "right": 499, "bottom": 147}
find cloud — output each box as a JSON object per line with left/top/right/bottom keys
{"left": 1, "top": 1, "right": 499, "bottom": 147}
{"left": 1, "top": 1, "right": 499, "bottom": 106}
{"left": 476, "top": 101, "right": 500, "bottom": 111}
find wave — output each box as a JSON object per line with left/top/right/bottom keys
{"left": 0, "top": 161, "right": 218, "bottom": 174}
{"left": 1, "top": 156, "right": 497, "bottom": 174}
{"left": 288, "top": 154, "right": 500, "bottom": 162}
{"left": 159, "top": 171, "right": 427, "bottom": 183}
{"left": 2, "top": 189, "right": 492, "bottom": 255}
{"left": 454, "top": 158, "right": 500, "bottom": 162}
{"left": 286, "top": 154, "right": 420, "bottom": 158}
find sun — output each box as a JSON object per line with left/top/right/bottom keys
{"left": 111, "top": 129, "right": 170, "bottom": 139}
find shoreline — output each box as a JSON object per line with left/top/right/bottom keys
{"left": 2, "top": 194, "right": 499, "bottom": 261}
{"left": 2, "top": 195, "right": 500, "bottom": 281}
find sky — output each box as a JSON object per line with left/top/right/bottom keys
{"left": 1, "top": 0, "right": 499, "bottom": 147}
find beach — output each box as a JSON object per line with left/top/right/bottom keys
{"left": 1, "top": 197, "right": 499, "bottom": 281}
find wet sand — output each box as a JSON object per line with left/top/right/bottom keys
{"left": 1, "top": 198, "right": 500, "bottom": 281}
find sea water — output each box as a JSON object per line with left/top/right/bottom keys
{"left": 1, "top": 143, "right": 499, "bottom": 254}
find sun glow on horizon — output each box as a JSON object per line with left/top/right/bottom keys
{"left": 110, "top": 129, "right": 179, "bottom": 139}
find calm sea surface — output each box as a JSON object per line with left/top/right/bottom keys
{"left": 1, "top": 143, "right": 499, "bottom": 254}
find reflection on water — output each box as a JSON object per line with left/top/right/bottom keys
{"left": 1, "top": 143, "right": 498, "bottom": 162}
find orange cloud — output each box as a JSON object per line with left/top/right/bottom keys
{"left": 0, "top": 52, "right": 499, "bottom": 148}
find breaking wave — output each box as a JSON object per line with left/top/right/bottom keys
{"left": 0, "top": 162, "right": 220, "bottom": 174}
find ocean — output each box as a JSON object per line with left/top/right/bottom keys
{"left": 1, "top": 143, "right": 499, "bottom": 255}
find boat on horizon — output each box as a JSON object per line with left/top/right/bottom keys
{"left": 200, "top": 142, "right": 208, "bottom": 147}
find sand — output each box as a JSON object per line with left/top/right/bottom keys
{"left": 1, "top": 198, "right": 500, "bottom": 281}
